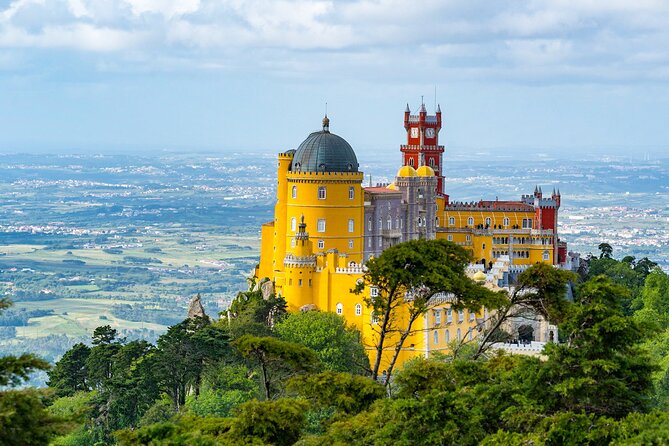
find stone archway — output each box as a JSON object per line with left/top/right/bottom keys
{"left": 518, "top": 324, "right": 534, "bottom": 343}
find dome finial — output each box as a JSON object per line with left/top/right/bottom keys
{"left": 322, "top": 114, "right": 330, "bottom": 132}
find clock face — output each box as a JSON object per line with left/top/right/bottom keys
{"left": 425, "top": 128, "right": 435, "bottom": 138}
{"left": 410, "top": 127, "right": 419, "bottom": 138}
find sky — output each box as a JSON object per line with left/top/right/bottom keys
{"left": 0, "top": 0, "right": 668, "bottom": 158}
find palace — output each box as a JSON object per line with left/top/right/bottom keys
{"left": 255, "top": 104, "right": 568, "bottom": 369}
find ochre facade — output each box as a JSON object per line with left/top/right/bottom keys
{"left": 255, "top": 106, "right": 564, "bottom": 372}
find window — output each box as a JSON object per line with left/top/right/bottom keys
{"left": 336, "top": 303, "right": 343, "bottom": 315}
{"left": 466, "top": 235, "right": 471, "bottom": 242}
{"left": 318, "top": 186, "right": 326, "bottom": 200}
{"left": 445, "top": 330, "right": 450, "bottom": 343}
{"left": 309, "top": 279, "right": 312, "bottom": 287}
{"left": 482, "top": 243, "right": 486, "bottom": 250}
{"left": 409, "top": 158, "right": 415, "bottom": 167}
{"left": 485, "top": 217, "right": 491, "bottom": 226}
{"left": 469, "top": 311, "right": 475, "bottom": 321}
{"left": 349, "top": 187, "right": 355, "bottom": 200}
{"left": 467, "top": 217, "right": 474, "bottom": 226}
{"left": 434, "top": 310, "right": 442, "bottom": 325}
{"left": 291, "top": 185, "right": 297, "bottom": 199}
{"left": 317, "top": 219, "right": 326, "bottom": 232}
{"left": 449, "top": 216, "right": 455, "bottom": 226}
{"left": 543, "top": 251, "right": 550, "bottom": 261}
{"left": 447, "top": 234, "right": 453, "bottom": 241}
{"left": 395, "top": 218, "right": 399, "bottom": 229}
{"left": 348, "top": 219, "right": 354, "bottom": 233}
{"left": 318, "top": 240, "right": 324, "bottom": 249}
{"left": 298, "top": 279, "right": 302, "bottom": 286}
{"left": 368, "top": 238, "right": 372, "bottom": 248}
{"left": 458, "top": 309, "right": 464, "bottom": 323}
{"left": 371, "top": 312, "right": 379, "bottom": 324}
{"left": 349, "top": 240, "right": 354, "bottom": 249}
{"left": 522, "top": 218, "right": 533, "bottom": 229}
{"left": 387, "top": 217, "right": 392, "bottom": 230}
{"left": 468, "top": 329, "right": 473, "bottom": 341}
{"left": 503, "top": 217, "right": 510, "bottom": 226}
{"left": 433, "top": 330, "right": 439, "bottom": 344}
{"left": 291, "top": 217, "right": 297, "bottom": 232}
{"left": 370, "top": 287, "right": 379, "bottom": 297}
{"left": 457, "top": 328, "right": 461, "bottom": 340}
{"left": 447, "top": 309, "right": 453, "bottom": 323}
{"left": 367, "top": 218, "right": 372, "bottom": 231}
{"left": 429, "top": 158, "right": 435, "bottom": 167}
{"left": 355, "top": 303, "right": 362, "bottom": 316}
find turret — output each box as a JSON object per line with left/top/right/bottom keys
{"left": 436, "top": 103, "right": 442, "bottom": 129}
{"left": 404, "top": 104, "right": 410, "bottom": 130}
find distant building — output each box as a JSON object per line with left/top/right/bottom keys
{"left": 255, "top": 104, "right": 567, "bottom": 369}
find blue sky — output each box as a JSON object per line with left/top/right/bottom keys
{"left": 0, "top": 0, "right": 668, "bottom": 158}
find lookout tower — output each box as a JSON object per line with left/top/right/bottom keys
{"left": 402, "top": 101, "right": 445, "bottom": 197}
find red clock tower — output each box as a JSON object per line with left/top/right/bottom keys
{"left": 402, "top": 102, "right": 446, "bottom": 198}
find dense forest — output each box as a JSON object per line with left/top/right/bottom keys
{"left": 2, "top": 240, "right": 669, "bottom": 445}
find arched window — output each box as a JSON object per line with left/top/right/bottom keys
{"left": 485, "top": 217, "right": 491, "bottom": 226}
{"left": 433, "top": 330, "right": 439, "bottom": 344}
{"left": 429, "top": 158, "right": 435, "bottom": 167}
{"left": 457, "top": 328, "right": 462, "bottom": 340}
{"left": 395, "top": 218, "right": 399, "bottom": 229}
{"left": 318, "top": 186, "right": 326, "bottom": 200}
{"left": 445, "top": 329, "right": 450, "bottom": 343}
{"left": 503, "top": 217, "right": 509, "bottom": 226}
{"left": 467, "top": 217, "right": 474, "bottom": 226}
{"left": 449, "top": 216, "right": 455, "bottom": 226}
{"left": 387, "top": 217, "right": 392, "bottom": 230}
{"left": 336, "top": 303, "right": 343, "bottom": 315}
{"left": 291, "top": 185, "right": 297, "bottom": 199}
{"left": 543, "top": 251, "right": 550, "bottom": 261}
{"left": 355, "top": 303, "right": 362, "bottom": 316}
{"left": 367, "top": 218, "right": 372, "bottom": 231}
{"left": 348, "top": 219, "right": 354, "bottom": 233}
{"left": 291, "top": 217, "right": 296, "bottom": 232}
{"left": 409, "top": 158, "right": 415, "bottom": 167}
{"left": 468, "top": 329, "right": 473, "bottom": 341}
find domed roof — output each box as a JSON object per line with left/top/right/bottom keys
{"left": 416, "top": 165, "right": 435, "bottom": 177}
{"left": 472, "top": 270, "right": 487, "bottom": 283}
{"left": 290, "top": 116, "right": 359, "bottom": 173}
{"left": 397, "top": 165, "right": 418, "bottom": 177}
{"left": 387, "top": 182, "right": 398, "bottom": 190}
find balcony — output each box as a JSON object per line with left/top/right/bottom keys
{"left": 381, "top": 229, "right": 402, "bottom": 239}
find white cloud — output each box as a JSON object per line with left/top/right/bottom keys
{"left": 0, "top": 0, "right": 666, "bottom": 82}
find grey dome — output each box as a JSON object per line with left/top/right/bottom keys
{"left": 291, "top": 120, "right": 359, "bottom": 173}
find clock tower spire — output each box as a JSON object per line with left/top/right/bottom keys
{"left": 401, "top": 101, "right": 445, "bottom": 197}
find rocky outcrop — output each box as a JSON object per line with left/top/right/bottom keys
{"left": 187, "top": 294, "right": 208, "bottom": 320}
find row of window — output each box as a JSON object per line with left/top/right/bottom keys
{"left": 291, "top": 185, "right": 356, "bottom": 200}
{"left": 336, "top": 302, "right": 363, "bottom": 316}
{"left": 433, "top": 308, "right": 475, "bottom": 325}
{"left": 433, "top": 327, "right": 473, "bottom": 344}
{"left": 290, "top": 218, "right": 355, "bottom": 233}
{"left": 447, "top": 216, "right": 533, "bottom": 229}
{"left": 406, "top": 158, "right": 439, "bottom": 168}
{"left": 291, "top": 239, "right": 356, "bottom": 250}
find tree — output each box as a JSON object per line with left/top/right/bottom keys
{"left": 227, "top": 285, "right": 287, "bottom": 338}
{"left": 356, "top": 239, "right": 505, "bottom": 383}
{"left": 153, "top": 317, "right": 228, "bottom": 409}
{"left": 473, "top": 263, "right": 577, "bottom": 359}
{"left": 233, "top": 335, "right": 318, "bottom": 399}
{"left": 0, "top": 299, "right": 72, "bottom": 445}
{"left": 288, "top": 371, "right": 385, "bottom": 415}
{"left": 47, "top": 343, "right": 91, "bottom": 397}
{"left": 274, "top": 310, "right": 370, "bottom": 374}
{"left": 598, "top": 242, "right": 613, "bottom": 259}
{"left": 226, "top": 398, "right": 308, "bottom": 446}
{"left": 541, "top": 276, "right": 657, "bottom": 418}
